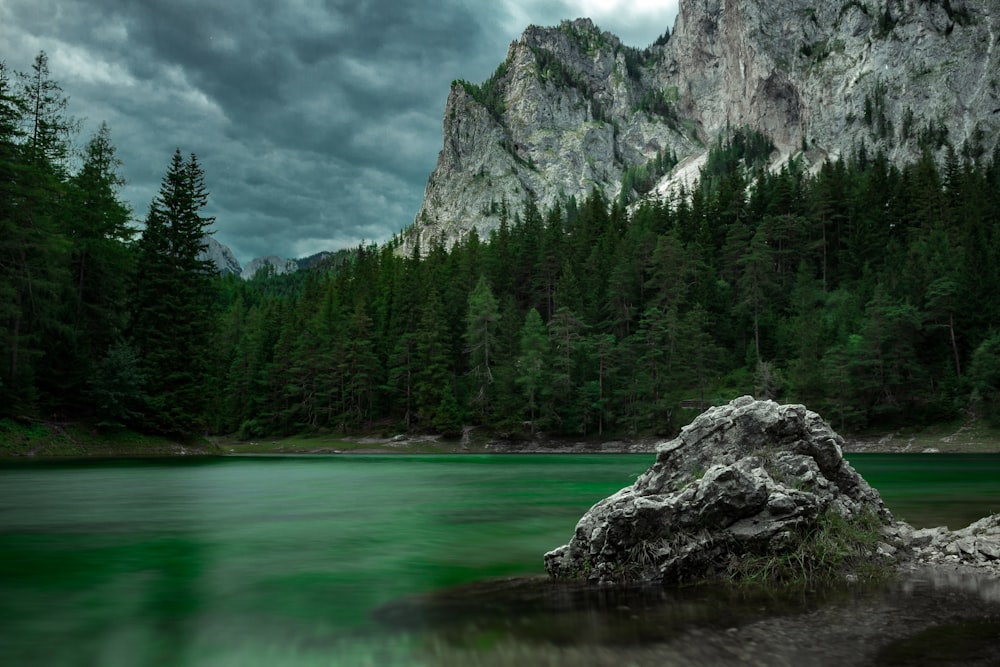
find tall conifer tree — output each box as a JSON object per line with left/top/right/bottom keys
{"left": 130, "top": 150, "right": 216, "bottom": 434}
{"left": 1, "top": 56, "right": 72, "bottom": 412}
{"left": 465, "top": 275, "right": 500, "bottom": 422}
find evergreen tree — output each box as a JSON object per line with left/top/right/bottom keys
{"left": 414, "top": 287, "right": 452, "bottom": 429}
{"left": 387, "top": 332, "right": 418, "bottom": 430}
{"left": 434, "top": 385, "right": 464, "bottom": 437}
{"left": 0, "top": 57, "right": 71, "bottom": 413}
{"left": 88, "top": 340, "right": 148, "bottom": 427}
{"left": 465, "top": 275, "right": 500, "bottom": 422}
{"left": 969, "top": 333, "right": 1000, "bottom": 426}
{"left": 546, "top": 305, "right": 585, "bottom": 432}
{"left": 0, "top": 61, "right": 27, "bottom": 410}
{"left": 18, "top": 52, "right": 74, "bottom": 171}
{"left": 628, "top": 305, "right": 676, "bottom": 432}
{"left": 516, "top": 308, "right": 547, "bottom": 433}
{"left": 342, "top": 304, "right": 380, "bottom": 429}
{"left": 61, "top": 123, "right": 134, "bottom": 403}
{"left": 581, "top": 332, "right": 617, "bottom": 436}
{"left": 130, "top": 150, "right": 217, "bottom": 434}
{"left": 737, "top": 228, "right": 776, "bottom": 362}
{"left": 673, "top": 305, "right": 721, "bottom": 403}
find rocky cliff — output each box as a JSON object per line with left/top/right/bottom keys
{"left": 198, "top": 235, "right": 242, "bottom": 276}
{"left": 240, "top": 255, "right": 300, "bottom": 280}
{"left": 407, "top": 0, "right": 999, "bottom": 252}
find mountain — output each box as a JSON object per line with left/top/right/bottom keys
{"left": 199, "top": 235, "right": 242, "bottom": 275}
{"left": 240, "top": 255, "right": 300, "bottom": 280}
{"left": 199, "top": 235, "right": 344, "bottom": 279}
{"left": 406, "top": 0, "right": 999, "bottom": 252}
{"left": 296, "top": 250, "right": 337, "bottom": 270}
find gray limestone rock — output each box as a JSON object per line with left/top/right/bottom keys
{"left": 240, "top": 255, "right": 299, "bottom": 280}
{"left": 979, "top": 540, "right": 1000, "bottom": 560}
{"left": 198, "top": 235, "right": 242, "bottom": 276}
{"left": 907, "top": 514, "right": 1000, "bottom": 572}
{"left": 544, "top": 396, "right": 892, "bottom": 584}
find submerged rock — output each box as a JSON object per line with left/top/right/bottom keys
{"left": 545, "top": 396, "right": 1000, "bottom": 585}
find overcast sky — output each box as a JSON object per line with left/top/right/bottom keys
{"left": 2, "top": 0, "right": 679, "bottom": 265}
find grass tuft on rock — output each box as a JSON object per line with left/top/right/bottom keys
{"left": 726, "top": 507, "right": 891, "bottom": 587}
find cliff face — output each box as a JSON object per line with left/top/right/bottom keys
{"left": 199, "top": 235, "right": 242, "bottom": 276}
{"left": 240, "top": 255, "right": 299, "bottom": 280}
{"left": 407, "top": 0, "right": 999, "bottom": 252}
{"left": 664, "top": 0, "right": 998, "bottom": 157}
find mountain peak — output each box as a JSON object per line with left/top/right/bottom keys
{"left": 404, "top": 0, "right": 999, "bottom": 253}
{"left": 199, "top": 235, "right": 242, "bottom": 275}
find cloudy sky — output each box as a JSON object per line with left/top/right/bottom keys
{"left": 2, "top": 0, "right": 679, "bottom": 265}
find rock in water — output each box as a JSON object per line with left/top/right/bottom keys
{"left": 544, "top": 396, "right": 892, "bottom": 584}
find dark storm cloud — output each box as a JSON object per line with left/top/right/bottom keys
{"left": 1, "top": 0, "right": 677, "bottom": 265}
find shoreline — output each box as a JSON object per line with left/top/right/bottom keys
{"left": 3, "top": 418, "right": 1000, "bottom": 459}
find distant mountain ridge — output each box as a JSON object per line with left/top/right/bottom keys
{"left": 197, "top": 235, "right": 336, "bottom": 279}
{"left": 239, "top": 255, "right": 298, "bottom": 280}
{"left": 405, "top": 0, "right": 1000, "bottom": 252}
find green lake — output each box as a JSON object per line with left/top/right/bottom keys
{"left": 1, "top": 453, "right": 999, "bottom": 666}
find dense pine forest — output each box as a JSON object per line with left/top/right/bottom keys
{"left": 4, "top": 54, "right": 1000, "bottom": 440}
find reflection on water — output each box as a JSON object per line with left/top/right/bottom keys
{"left": 1, "top": 454, "right": 999, "bottom": 666}
{"left": 376, "top": 572, "right": 1000, "bottom": 666}
{"left": 374, "top": 575, "right": 840, "bottom": 645}
{"left": 902, "top": 565, "right": 1000, "bottom": 604}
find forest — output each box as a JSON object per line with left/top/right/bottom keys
{"left": 3, "top": 53, "right": 1000, "bottom": 440}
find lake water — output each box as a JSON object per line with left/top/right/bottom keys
{"left": 1, "top": 453, "right": 999, "bottom": 666}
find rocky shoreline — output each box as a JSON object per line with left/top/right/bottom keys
{"left": 896, "top": 515, "right": 1000, "bottom": 579}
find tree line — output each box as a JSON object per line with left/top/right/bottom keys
{"left": 1, "top": 53, "right": 215, "bottom": 434}
{"left": 211, "top": 137, "right": 1000, "bottom": 439}
{"left": 4, "top": 52, "right": 1000, "bottom": 439}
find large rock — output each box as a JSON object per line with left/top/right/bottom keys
{"left": 544, "top": 396, "right": 893, "bottom": 584}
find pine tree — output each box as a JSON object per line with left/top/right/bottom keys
{"left": 0, "top": 57, "right": 71, "bottom": 413}
{"left": 546, "top": 305, "right": 585, "bottom": 432}
{"left": 342, "top": 304, "right": 380, "bottom": 429}
{"left": 414, "top": 287, "right": 452, "bottom": 429}
{"left": 0, "top": 61, "right": 27, "bottom": 410}
{"left": 516, "top": 308, "right": 547, "bottom": 433}
{"left": 465, "top": 275, "right": 500, "bottom": 422}
{"left": 673, "top": 305, "right": 721, "bottom": 403}
{"left": 628, "top": 305, "right": 676, "bottom": 432}
{"left": 18, "top": 52, "right": 74, "bottom": 171}
{"left": 387, "top": 332, "right": 418, "bottom": 430}
{"left": 63, "top": 123, "right": 135, "bottom": 403}
{"left": 737, "top": 228, "right": 776, "bottom": 362}
{"left": 581, "top": 333, "right": 617, "bottom": 436}
{"left": 130, "top": 150, "right": 217, "bottom": 434}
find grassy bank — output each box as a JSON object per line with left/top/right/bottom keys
{"left": 0, "top": 418, "right": 219, "bottom": 458}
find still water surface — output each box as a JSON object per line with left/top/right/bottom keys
{"left": 1, "top": 453, "right": 998, "bottom": 665}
